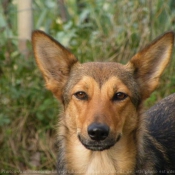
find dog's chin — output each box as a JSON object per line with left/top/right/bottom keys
{"left": 83, "top": 143, "right": 115, "bottom": 151}
{"left": 78, "top": 135, "right": 121, "bottom": 151}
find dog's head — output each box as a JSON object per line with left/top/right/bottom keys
{"left": 32, "top": 31, "right": 174, "bottom": 151}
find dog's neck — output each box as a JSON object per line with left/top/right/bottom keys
{"left": 64, "top": 131, "right": 137, "bottom": 175}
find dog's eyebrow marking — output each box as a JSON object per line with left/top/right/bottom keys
{"left": 82, "top": 63, "right": 141, "bottom": 107}
{"left": 63, "top": 62, "right": 141, "bottom": 107}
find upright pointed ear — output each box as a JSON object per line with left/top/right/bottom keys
{"left": 127, "top": 31, "right": 174, "bottom": 99}
{"left": 32, "top": 30, "right": 79, "bottom": 100}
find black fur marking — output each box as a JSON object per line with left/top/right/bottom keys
{"left": 136, "top": 93, "right": 175, "bottom": 173}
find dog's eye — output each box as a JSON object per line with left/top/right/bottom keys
{"left": 74, "top": 91, "right": 88, "bottom": 100}
{"left": 112, "top": 92, "right": 128, "bottom": 101}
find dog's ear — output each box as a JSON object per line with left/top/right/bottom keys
{"left": 127, "top": 31, "right": 174, "bottom": 99}
{"left": 32, "top": 30, "right": 78, "bottom": 100}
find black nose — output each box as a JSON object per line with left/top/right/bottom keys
{"left": 88, "top": 123, "right": 109, "bottom": 141}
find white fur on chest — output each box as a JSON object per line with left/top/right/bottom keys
{"left": 85, "top": 151, "right": 116, "bottom": 175}
{"left": 67, "top": 138, "right": 135, "bottom": 175}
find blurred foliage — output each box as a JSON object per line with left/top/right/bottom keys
{"left": 0, "top": 0, "right": 175, "bottom": 171}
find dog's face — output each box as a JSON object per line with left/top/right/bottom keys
{"left": 32, "top": 31, "right": 174, "bottom": 151}
{"left": 63, "top": 62, "right": 139, "bottom": 150}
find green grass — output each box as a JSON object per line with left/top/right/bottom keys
{"left": 0, "top": 0, "right": 175, "bottom": 171}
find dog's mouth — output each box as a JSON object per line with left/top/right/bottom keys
{"left": 78, "top": 134, "right": 121, "bottom": 151}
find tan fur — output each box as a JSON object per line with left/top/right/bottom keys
{"left": 68, "top": 76, "right": 137, "bottom": 137}
{"left": 127, "top": 32, "right": 174, "bottom": 99}
{"left": 63, "top": 76, "right": 137, "bottom": 174}
{"left": 66, "top": 135, "right": 136, "bottom": 175}
{"left": 32, "top": 31, "right": 174, "bottom": 174}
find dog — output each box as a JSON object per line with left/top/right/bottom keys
{"left": 32, "top": 31, "right": 174, "bottom": 174}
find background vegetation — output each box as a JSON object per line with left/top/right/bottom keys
{"left": 0, "top": 0, "right": 175, "bottom": 173}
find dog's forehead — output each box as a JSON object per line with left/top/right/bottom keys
{"left": 81, "top": 62, "right": 121, "bottom": 78}
{"left": 67, "top": 61, "right": 139, "bottom": 96}
{"left": 65, "top": 62, "right": 141, "bottom": 107}
{"left": 72, "top": 62, "right": 131, "bottom": 85}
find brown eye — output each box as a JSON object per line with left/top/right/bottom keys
{"left": 74, "top": 91, "right": 88, "bottom": 100}
{"left": 112, "top": 92, "right": 128, "bottom": 101}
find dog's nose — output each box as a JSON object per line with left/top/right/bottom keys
{"left": 88, "top": 123, "right": 109, "bottom": 141}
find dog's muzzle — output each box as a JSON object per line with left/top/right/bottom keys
{"left": 78, "top": 123, "right": 121, "bottom": 151}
